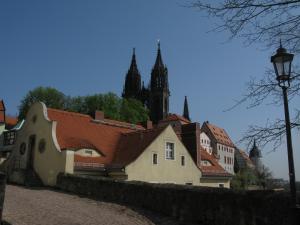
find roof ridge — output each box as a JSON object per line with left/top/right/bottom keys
{"left": 47, "top": 108, "right": 92, "bottom": 119}
{"left": 92, "top": 119, "right": 144, "bottom": 130}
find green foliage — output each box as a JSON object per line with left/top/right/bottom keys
{"left": 18, "top": 86, "right": 66, "bottom": 119}
{"left": 231, "top": 168, "right": 257, "bottom": 190}
{"left": 19, "top": 86, "right": 148, "bottom": 124}
{"left": 120, "top": 98, "right": 149, "bottom": 124}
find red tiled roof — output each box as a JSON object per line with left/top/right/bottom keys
{"left": 160, "top": 114, "right": 190, "bottom": 124}
{"left": 112, "top": 126, "right": 167, "bottom": 167}
{"left": 204, "top": 122, "right": 235, "bottom": 147}
{"left": 47, "top": 108, "right": 144, "bottom": 164}
{"left": 200, "top": 149, "right": 232, "bottom": 177}
{"left": 5, "top": 116, "right": 18, "bottom": 127}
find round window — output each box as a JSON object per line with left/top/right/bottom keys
{"left": 20, "top": 142, "right": 26, "bottom": 155}
{"left": 38, "top": 139, "right": 46, "bottom": 153}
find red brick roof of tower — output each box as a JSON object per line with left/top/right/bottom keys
{"left": 112, "top": 126, "right": 167, "bottom": 167}
{"left": 200, "top": 149, "right": 232, "bottom": 177}
{"left": 204, "top": 122, "right": 235, "bottom": 147}
{"left": 47, "top": 108, "right": 144, "bottom": 164}
{"left": 160, "top": 114, "right": 190, "bottom": 124}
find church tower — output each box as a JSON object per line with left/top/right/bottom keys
{"left": 149, "top": 42, "right": 170, "bottom": 123}
{"left": 183, "top": 96, "right": 190, "bottom": 121}
{"left": 249, "top": 140, "right": 263, "bottom": 172}
{"left": 122, "top": 48, "right": 142, "bottom": 100}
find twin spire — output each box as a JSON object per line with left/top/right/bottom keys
{"left": 123, "top": 42, "right": 191, "bottom": 123}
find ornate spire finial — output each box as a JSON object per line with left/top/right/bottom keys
{"left": 279, "top": 39, "right": 282, "bottom": 48}
{"left": 157, "top": 39, "right": 160, "bottom": 49}
{"left": 133, "top": 47, "right": 135, "bottom": 55}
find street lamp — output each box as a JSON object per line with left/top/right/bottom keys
{"left": 271, "top": 42, "right": 297, "bottom": 208}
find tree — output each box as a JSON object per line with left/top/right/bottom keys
{"left": 231, "top": 168, "right": 257, "bottom": 190}
{"left": 19, "top": 86, "right": 66, "bottom": 119}
{"left": 120, "top": 98, "right": 149, "bottom": 124}
{"left": 190, "top": 0, "right": 300, "bottom": 150}
{"left": 19, "top": 87, "right": 149, "bottom": 124}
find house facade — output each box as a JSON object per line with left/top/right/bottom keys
{"left": 6, "top": 102, "right": 202, "bottom": 186}
{"left": 201, "top": 121, "right": 235, "bottom": 174}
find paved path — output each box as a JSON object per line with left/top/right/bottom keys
{"left": 2, "top": 185, "right": 191, "bottom": 225}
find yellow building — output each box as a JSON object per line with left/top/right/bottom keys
{"left": 7, "top": 102, "right": 203, "bottom": 186}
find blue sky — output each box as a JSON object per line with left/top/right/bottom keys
{"left": 0, "top": 0, "right": 299, "bottom": 180}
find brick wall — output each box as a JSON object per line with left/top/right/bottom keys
{"left": 56, "top": 173, "right": 299, "bottom": 225}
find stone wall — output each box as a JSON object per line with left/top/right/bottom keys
{"left": 56, "top": 173, "right": 299, "bottom": 225}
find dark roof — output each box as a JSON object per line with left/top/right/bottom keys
{"left": 112, "top": 126, "right": 167, "bottom": 167}
{"left": 249, "top": 140, "right": 261, "bottom": 158}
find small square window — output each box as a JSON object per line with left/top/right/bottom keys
{"left": 152, "top": 153, "right": 158, "bottom": 165}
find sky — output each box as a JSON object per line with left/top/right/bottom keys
{"left": 0, "top": 0, "right": 299, "bottom": 180}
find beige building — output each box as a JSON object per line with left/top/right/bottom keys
{"left": 201, "top": 121, "right": 235, "bottom": 174}
{"left": 5, "top": 102, "right": 202, "bottom": 186}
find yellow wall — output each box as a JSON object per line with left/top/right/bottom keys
{"left": 125, "top": 126, "right": 202, "bottom": 186}
{"left": 9, "top": 102, "right": 74, "bottom": 186}
{"left": 200, "top": 178, "right": 230, "bottom": 188}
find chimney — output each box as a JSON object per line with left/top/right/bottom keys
{"left": 181, "top": 122, "right": 201, "bottom": 164}
{"left": 142, "top": 120, "right": 153, "bottom": 129}
{"left": 95, "top": 111, "right": 104, "bottom": 120}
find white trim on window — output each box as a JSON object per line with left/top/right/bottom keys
{"left": 165, "top": 141, "right": 175, "bottom": 160}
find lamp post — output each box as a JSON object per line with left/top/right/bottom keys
{"left": 271, "top": 43, "right": 297, "bottom": 208}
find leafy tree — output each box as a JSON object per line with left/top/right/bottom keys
{"left": 120, "top": 98, "right": 149, "bottom": 124}
{"left": 19, "top": 87, "right": 149, "bottom": 124}
{"left": 18, "top": 86, "right": 66, "bottom": 119}
{"left": 231, "top": 168, "right": 257, "bottom": 190}
{"left": 190, "top": 0, "right": 300, "bottom": 150}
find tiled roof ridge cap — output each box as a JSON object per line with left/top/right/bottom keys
{"left": 122, "top": 125, "right": 166, "bottom": 136}
{"left": 91, "top": 119, "right": 144, "bottom": 130}
{"left": 47, "top": 108, "right": 92, "bottom": 119}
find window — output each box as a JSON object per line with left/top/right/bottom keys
{"left": 85, "top": 150, "right": 93, "bottom": 155}
{"left": 224, "top": 156, "right": 226, "bottom": 163}
{"left": 152, "top": 153, "right": 158, "bottom": 165}
{"left": 181, "top": 156, "right": 185, "bottom": 166}
{"left": 219, "top": 184, "right": 224, "bottom": 188}
{"left": 38, "top": 139, "right": 46, "bottom": 153}
{"left": 19, "top": 142, "right": 26, "bottom": 155}
{"left": 3, "top": 130, "right": 16, "bottom": 146}
{"left": 165, "top": 142, "right": 174, "bottom": 160}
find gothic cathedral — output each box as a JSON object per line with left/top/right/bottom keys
{"left": 122, "top": 43, "right": 170, "bottom": 124}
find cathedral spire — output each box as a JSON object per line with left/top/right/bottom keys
{"left": 154, "top": 41, "right": 164, "bottom": 68}
{"left": 183, "top": 96, "right": 190, "bottom": 121}
{"left": 122, "top": 48, "right": 142, "bottom": 99}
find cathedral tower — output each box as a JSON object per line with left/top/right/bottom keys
{"left": 122, "top": 48, "right": 142, "bottom": 100}
{"left": 149, "top": 42, "right": 170, "bottom": 123}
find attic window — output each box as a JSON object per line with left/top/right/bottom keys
{"left": 165, "top": 142, "right": 174, "bottom": 160}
